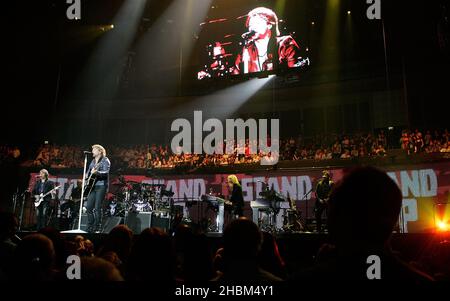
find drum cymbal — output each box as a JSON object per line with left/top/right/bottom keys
{"left": 141, "top": 183, "right": 166, "bottom": 187}
{"left": 111, "top": 182, "right": 127, "bottom": 186}
{"left": 126, "top": 180, "right": 140, "bottom": 185}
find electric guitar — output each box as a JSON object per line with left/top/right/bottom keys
{"left": 34, "top": 186, "right": 60, "bottom": 207}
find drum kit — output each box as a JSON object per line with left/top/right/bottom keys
{"left": 106, "top": 178, "right": 174, "bottom": 218}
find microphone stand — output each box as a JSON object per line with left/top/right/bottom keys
{"left": 18, "top": 190, "right": 27, "bottom": 231}
{"left": 61, "top": 152, "right": 88, "bottom": 233}
{"left": 241, "top": 33, "right": 254, "bottom": 74}
{"left": 12, "top": 188, "right": 18, "bottom": 214}
{"left": 302, "top": 188, "right": 314, "bottom": 225}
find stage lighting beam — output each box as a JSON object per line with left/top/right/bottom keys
{"left": 71, "top": 0, "right": 147, "bottom": 100}
{"left": 169, "top": 76, "right": 275, "bottom": 121}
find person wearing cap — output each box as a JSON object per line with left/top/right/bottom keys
{"left": 314, "top": 170, "right": 334, "bottom": 233}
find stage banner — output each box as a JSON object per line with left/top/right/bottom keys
{"left": 28, "top": 161, "right": 450, "bottom": 233}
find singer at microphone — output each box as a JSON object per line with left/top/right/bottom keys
{"left": 232, "top": 7, "right": 301, "bottom": 75}
{"left": 241, "top": 30, "right": 256, "bottom": 39}
{"left": 84, "top": 144, "right": 110, "bottom": 233}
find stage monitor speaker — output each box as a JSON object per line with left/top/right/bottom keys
{"left": 101, "top": 217, "right": 123, "bottom": 233}
{"left": 126, "top": 212, "right": 152, "bottom": 234}
{"left": 151, "top": 213, "right": 171, "bottom": 233}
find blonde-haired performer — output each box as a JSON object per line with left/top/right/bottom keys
{"left": 227, "top": 175, "right": 244, "bottom": 217}
{"left": 85, "top": 144, "right": 111, "bottom": 233}
{"left": 32, "top": 169, "right": 56, "bottom": 230}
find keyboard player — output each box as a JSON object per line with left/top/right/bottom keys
{"left": 227, "top": 175, "right": 244, "bottom": 218}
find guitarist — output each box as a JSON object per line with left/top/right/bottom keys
{"left": 227, "top": 175, "right": 244, "bottom": 218}
{"left": 315, "top": 170, "right": 334, "bottom": 233}
{"left": 85, "top": 144, "right": 111, "bottom": 233}
{"left": 32, "top": 169, "right": 55, "bottom": 230}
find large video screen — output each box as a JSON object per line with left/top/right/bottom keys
{"left": 197, "top": 2, "right": 310, "bottom": 80}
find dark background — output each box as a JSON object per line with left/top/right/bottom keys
{"left": 2, "top": 0, "right": 449, "bottom": 146}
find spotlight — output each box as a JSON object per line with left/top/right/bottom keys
{"left": 110, "top": 24, "right": 114, "bottom": 29}
{"left": 182, "top": 75, "right": 275, "bottom": 119}
{"left": 311, "top": 21, "right": 315, "bottom": 25}
{"left": 437, "top": 220, "right": 449, "bottom": 232}
{"left": 435, "top": 203, "right": 450, "bottom": 232}
{"left": 347, "top": 10, "right": 351, "bottom": 15}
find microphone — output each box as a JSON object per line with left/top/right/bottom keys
{"left": 83, "top": 151, "right": 92, "bottom": 154}
{"left": 241, "top": 30, "right": 256, "bottom": 39}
